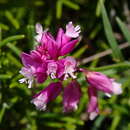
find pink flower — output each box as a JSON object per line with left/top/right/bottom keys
{"left": 35, "top": 63, "right": 47, "bottom": 83}
{"left": 19, "top": 21, "right": 123, "bottom": 118}
{"left": 35, "top": 23, "right": 49, "bottom": 43}
{"left": 19, "top": 52, "right": 47, "bottom": 85}
{"left": 45, "top": 57, "right": 77, "bottom": 80}
{"left": 47, "top": 61, "right": 58, "bottom": 79}
{"left": 63, "top": 80, "right": 81, "bottom": 112}
{"left": 19, "top": 66, "right": 35, "bottom": 88}
{"left": 63, "top": 56, "right": 77, "bottom": 80}
{"left": 59, "top": 39, "right": 78, "bottom": 56}
{"left": 110, "top": 79, "right": 122, "bottom": 95}
{"left": 87, "top": 86, "right": 99, "bottom": 120}
{"left": 65, "top": 21, "right": 81, "bottom": 38}
{"left": 35, "top": 22, "right": 80, "bottom": 58}
{"left": 81, "top": 69, "right": 122, "bottom": 95}
{"left": 31, "top": 82, "right": 62, "bottom": 110}
{"left": 56, "top": 27, "right": 79, "bottom": 55}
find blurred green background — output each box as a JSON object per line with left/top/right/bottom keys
{"left": 0, "top": 0, "right": 130, "bottom": 129}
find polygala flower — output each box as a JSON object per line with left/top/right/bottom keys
{"left": 65, "top": 21, "right": 81, "bottom": 38}
{"left": 19, "top": 21, "right": 122, "bottom": 119}
{"left": 31, "top": 82, "right": 62, "bottom": 110}
{"left": 19, "top": 66, "right": 35, "bottom": 88}
{"left": 80, "top": 69, "right": 122, "bottom": 96}
{"left": 63, "top": 56, "right": 77, "bottom": 80}
{"left": 87, "top": 86, "right": 99, "bottom": 120}
{"left": 63, "top": 80, "right": 81, "bottom": 112}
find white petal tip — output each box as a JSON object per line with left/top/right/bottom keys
{"left": 89, "top": 112, "right": 98, "bottom": 120}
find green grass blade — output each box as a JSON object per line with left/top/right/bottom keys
{"left": 0, "top": 35, "right": 25, "bottom": 48}
{"left": 0, "top": 74, "right": 12, "bottom": 79}
{"left": 72, "top": 45, "right": 87, "bottom": 58}
{"left": 7, "top": 53, "right": 22, "bottom": 67}
{"left": 62, "top": 0, "right": 80, "bottom": 10}
{"left": 101, "top": 3, "right": 123, "bottom": 61}
{"left": 27, "top": 25, "right": 36, "bottom": 49}
{"left": 56, "top": 0, "right": 63, "bottom": 19}
{"left": 6, "top": 43, "right": 21, "bottom": 56}
{"left": 116, "top": 17, "right": 130, "bottom": 45}
{"left": 0, "top": 23, "right": 9, "bottom": 30}
{"left": 96, "top": 0, "right": 105, "bottom": 17}
{"left": 0, "top": 103, "right": 9, "bottom": 123}
{"left": 5, "top": 11, "right": 20, "bottom": 29}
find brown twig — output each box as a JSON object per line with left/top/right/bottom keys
{"left": 80, "top": 42, "right": 130, "bottom": 64}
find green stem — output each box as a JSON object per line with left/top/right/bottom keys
{"left": 89, "top": 62, "right": 130, "bottom": 71}
{"left": 0, "top": 35, "right": 25, "bottom": 48}
{"left": 0, "top": 74, "right": 12, "bottom": 79}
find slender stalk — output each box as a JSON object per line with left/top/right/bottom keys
{"left": 81, "top": 42, "right": 129, "bottom": 64}
{"left": 89, "top": 62, "right": 130, "bottom": 71}
{"left": 0, "top": 35, "right": 25, "bottom": 48}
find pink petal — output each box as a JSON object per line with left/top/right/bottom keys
{"left": 21, "top": 52, "right": 34, "bottom": 67}
{"left": 60, "top": 39, "right": 78, "bottom": 56}
{"left": 65, "top": 21, "right": 81, "bottom": 38}
{"left": 112, "top": 81, "right": 122, "bottom": 95}
{"left": 56, "top": 28, "right": 64, "bottom": 48}
{"left": 47, "top": 40, "right": 58, "bottom": 59}
{"left": 35, "top": 64, "right": 47, "bottom": 83}
{"left": 81, "top": 70, "right": 113, "bottom": 94}
{"left": 63, "top": 80, "right": 81, "bottom": 112}
{"left": 31, "top": 82, "right": 62, "bottom": 110}
{"left": 87, "top": 86, "right": 99, "bottom": 120}
{"left": 35, "top": 23, "right": 43, "bottom": 34}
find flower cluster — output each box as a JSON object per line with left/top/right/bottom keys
{"left": 19, "top": 22, "right": 122, "bottom": 120}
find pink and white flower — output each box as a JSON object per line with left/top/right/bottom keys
{"left": 19, "top": 66, "right": 35, "bottom": 88}
{"left": 31, "top": 82, "right": 62, "bottom": 110}
{"left": 87, "top": 86, "right": 99, "bottom": 120}
{"left": 80, "top": 69, "right": 122, "bottom": 95}
{"left": 63, "top": 80, "right": 81, "bottom": 112}
{"left": 19, "top": 21, "right": 123, "bottom": 120}
{"left": 65, "top": 21, "right": 81, "bottom": 38}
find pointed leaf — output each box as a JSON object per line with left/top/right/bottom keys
{"left": 116, "top": 17, "right": 130, "bottom": 45}
{"left": 101, "top": 3, "right": 123, "bottom": 61}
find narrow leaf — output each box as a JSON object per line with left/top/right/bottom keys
{"left": 27, "top": 25, "right": 36, "bottom": 49}
{"left": 5, "top": 11, "right": 20, "bottom": 29}
{"left": 56, "top": 0, "right": 62, "bottom": 19}
{"left": 116, "top": 17, "right": 130, "bottom": 45}
{"left": 0, "top": 23, "right": 9, "bottom": 30}
{"left": 7, "top": 53, "right": 22, "bottom": 67}
{"left": 6, "top": 43, "right": 21, "bottom": 56}
{"left": 101, "top": 3, "right": 123, "bottom": 61}
{"left": 0, "top": 35, "right": 25, "bottom": 48}
{"left": 62, "top": 0, "right": 80, "bottom": 10}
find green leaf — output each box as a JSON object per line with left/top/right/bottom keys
{"left": 44, "top": 122, "right": 64, "bottom": 128}
{"left": 5, "top": 11, "right": 20, "bottom": 29}
{"left": 72, "top": 45, "right": 87, "bottom": 58}
{"left": 62, "top": 0, "right": 80, "bottom": 10}
{"left": 116, "top": 17, "right": 130, "bottom": 45}
{"left": 0, "top": 103, "right": 9, "bottom": 123}
{"left": 0, "top": 35, "right": 25, "bottom": 48}
{"left": 56, "top": 0, "right": 63, "bottom": 19}
{"left": 0, "top": 74, "right": 12, "bottom": 79}
{"left": 101, "top": 2, "right": 123, "bottom": 61}
{"left": 27, "top": 25, "right": 36, "bottom": 49}
{"left": 110, "top": 115, "right": 121, "bottom": 130}
{"left": 6, "top": 43, "right": 21, "bottom": 56}
{"left": 7, "top": 53, "right": 22, "bottom": 67}
{"left": 0, "top": 23, "right": 9, "bottom": 30}
{"left": 96, "top": 0, "right": 105, "bottom": 17}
